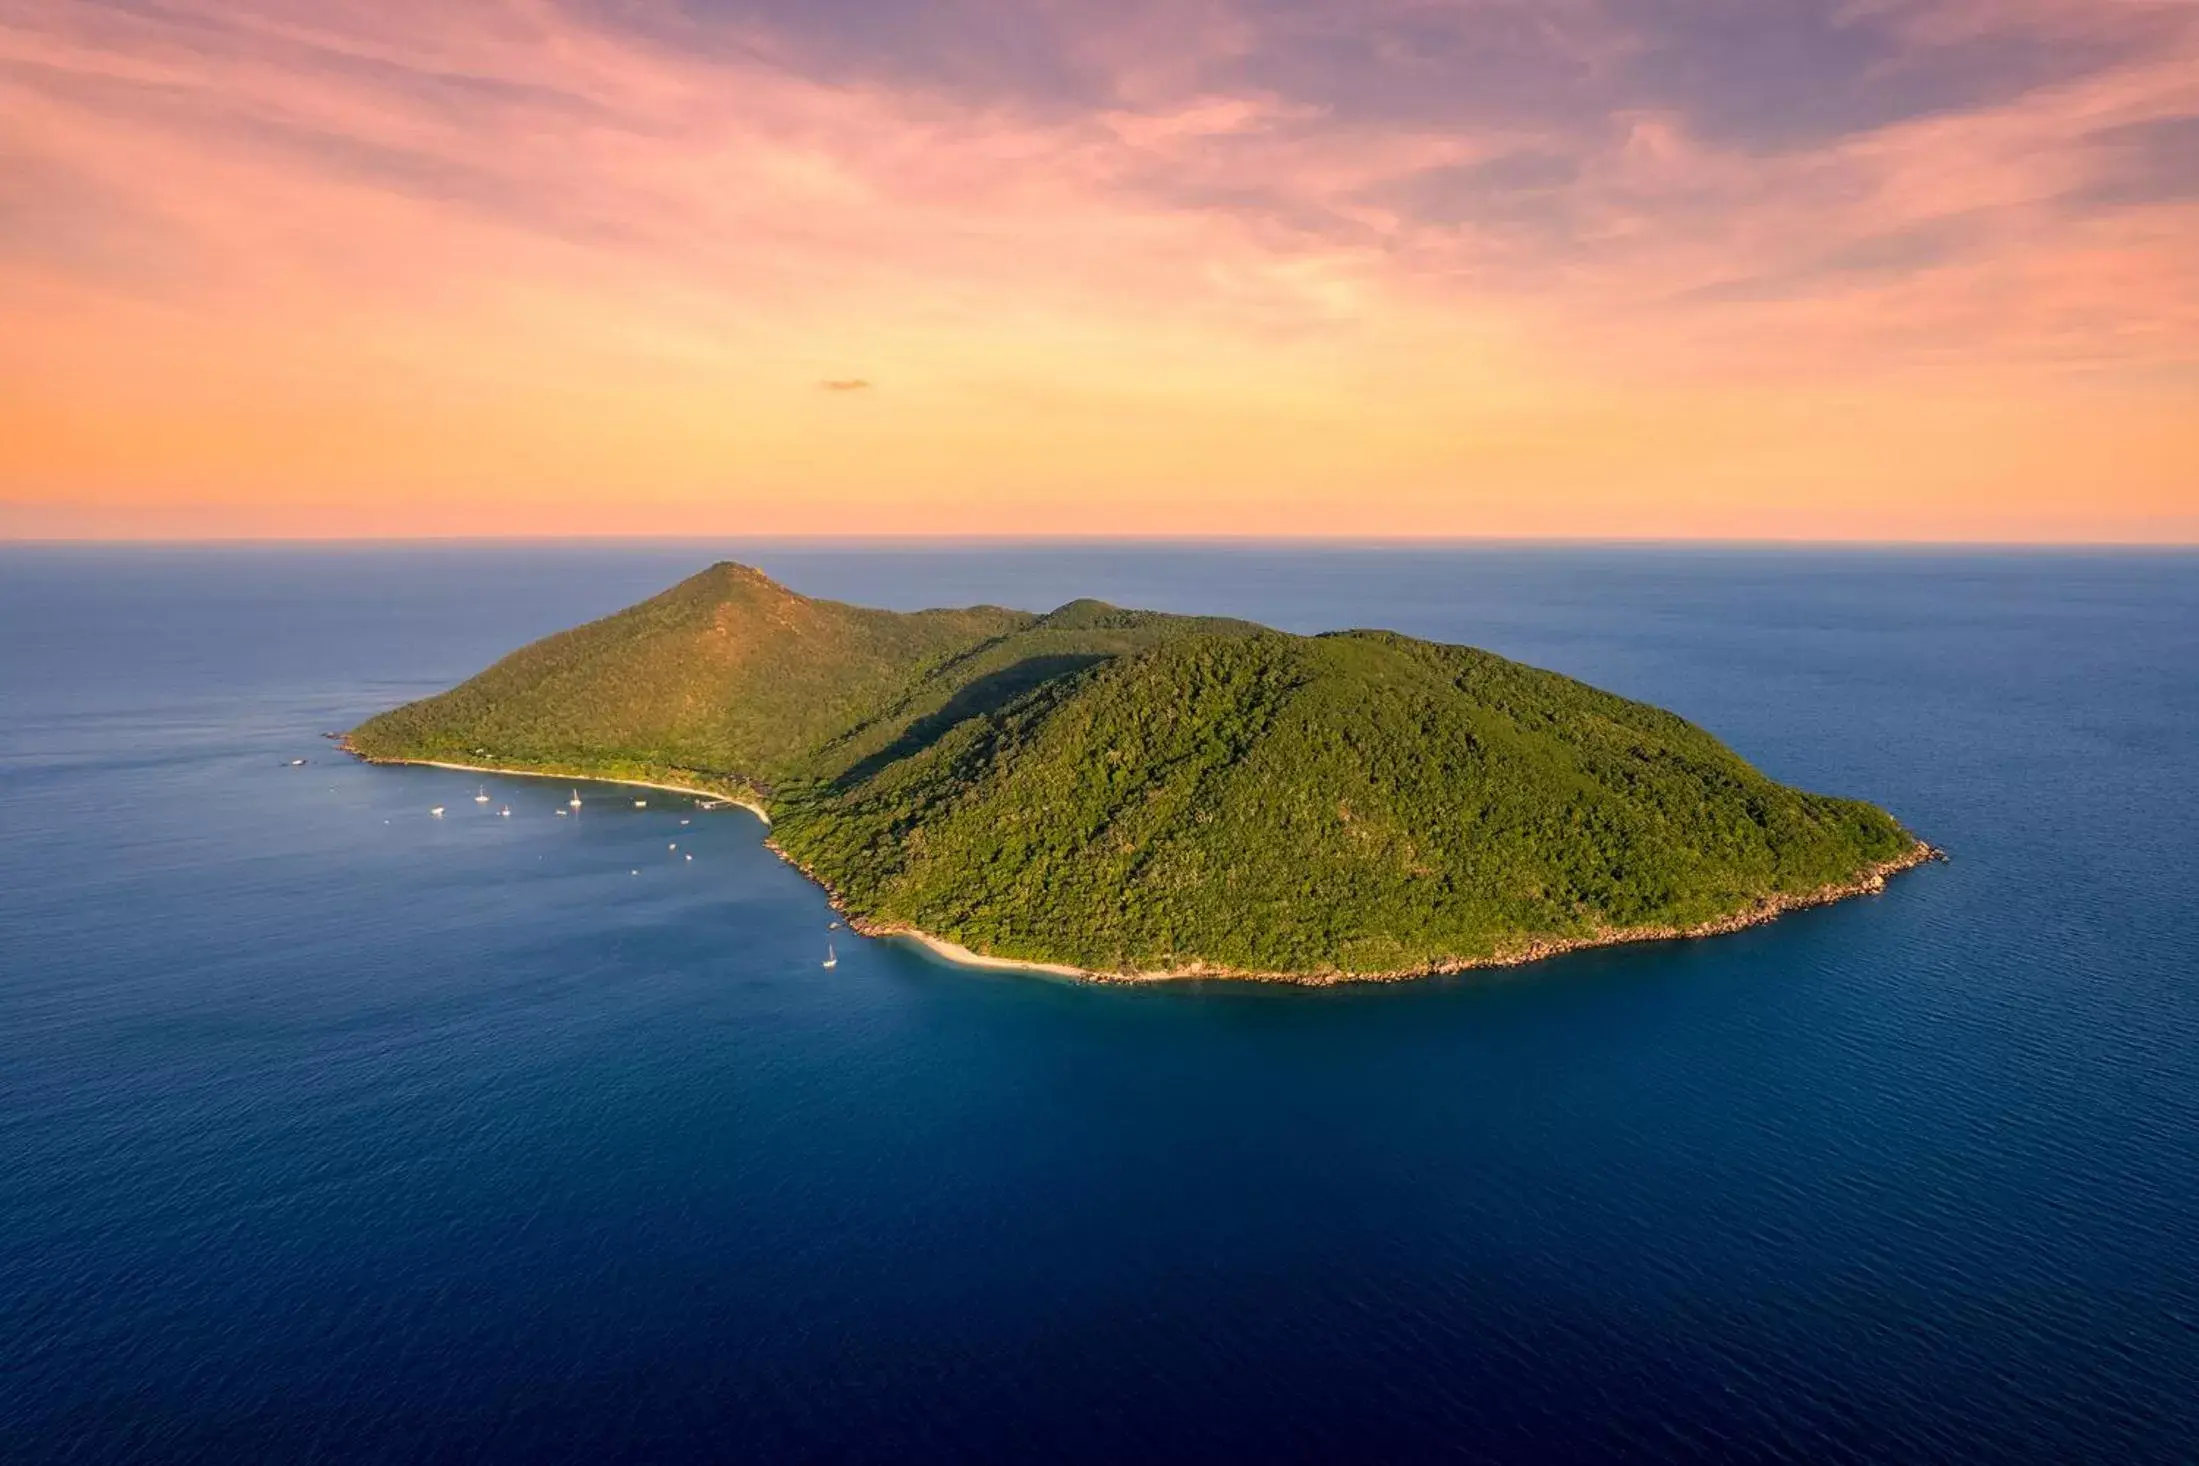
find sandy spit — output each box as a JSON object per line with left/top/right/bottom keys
{"left": 340, "top": 749, "right": 771, "bottom": 826}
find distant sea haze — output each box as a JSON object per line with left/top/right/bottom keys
{"left": 2, "top": 543, "right": 2195, "bottom": 1463}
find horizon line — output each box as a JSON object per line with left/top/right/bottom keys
{"left": 5, "top": 532, "right": 2196, "bottom": 552}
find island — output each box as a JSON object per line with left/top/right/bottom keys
{"left": 345, "top": 562, "right": 1935, "bottom": 982}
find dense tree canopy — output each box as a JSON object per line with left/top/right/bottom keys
{"left": 350, "top": 564, "right": 1918, "bottom": 976}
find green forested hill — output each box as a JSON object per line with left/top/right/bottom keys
{"left": 348, "top": 563, "right": 1923, "bottom": 978}
{"left": 347, "top": 563, "right": 1034, "bottom": 788}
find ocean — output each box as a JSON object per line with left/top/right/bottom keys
{"left": 2, "top": 543, "right": 2195, "bottom": 1463}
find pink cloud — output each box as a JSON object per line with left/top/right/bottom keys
{"left": 0, "top": 0, "right": 2192, "bottom": 538}
{"left": 6, "top": 0, "right": 2194, "bottom": 363}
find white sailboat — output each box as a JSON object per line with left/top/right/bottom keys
{"left": 473, "top": 786, "right": 490, "bottom": 804}
{"left": 569, "top": 789, "right": 583, "bottom": 808}
{"left": 822, "top": 942, "right": 837, "bottom": 970}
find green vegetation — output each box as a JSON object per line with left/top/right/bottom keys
{"left": 349, "top": 562, "right": 1921, "bottom": 977}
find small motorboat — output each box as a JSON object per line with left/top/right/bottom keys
{"left": 429, "top": 806, "right": 445, "bottom": 818}
{"left": 634, "top": 799, "right": 648, "bottom": 808}
{"left": 286, "top": 758, "right": 307, "bottom": 767}
{"left": 499, "top": 806, "right": 511, "bottom": 818}
{"left": 668, "top": 842, "right": 678, "bottom": 851}
{"left": 555, "top": 808, "right": 569, "bottom": 817}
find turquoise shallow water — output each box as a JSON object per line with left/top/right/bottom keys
{"left": 2, "top": 544, "right": 2196, "bottom": 1463}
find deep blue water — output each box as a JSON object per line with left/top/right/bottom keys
{"left": 3, "top": 543, "right": 2195, "bottom": 1464}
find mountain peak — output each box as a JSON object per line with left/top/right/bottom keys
{"left": 698, "top": 561, "right": 800, "bottom": 598}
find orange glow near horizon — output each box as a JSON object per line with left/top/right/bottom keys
{"left": 2, "top": 0, "right": 2196, "bottom": 541}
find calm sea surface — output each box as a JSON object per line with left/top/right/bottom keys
{"left": 3, "top": 543, "right": 2195, "bottom": 1463}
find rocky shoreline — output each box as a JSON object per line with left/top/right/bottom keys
{"left": 347, "top": 745, "right": 1940, "bottom": 988}
{"left": 779, "top": 829, "right": 1944, "bottom": 987}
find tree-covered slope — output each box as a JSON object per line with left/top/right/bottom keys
{"left": 770, "top": 630, "right": 1917, "bottom": 974}
{"left": 351, "top": 563, "right": 1924, "bottom": 978}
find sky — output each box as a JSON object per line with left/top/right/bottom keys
{"left": 3, "top": 0, "right": 2196, "bottom": 541}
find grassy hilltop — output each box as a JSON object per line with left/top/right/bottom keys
{"left": 349, "top": 563, "right": 1924, "bottom": 978}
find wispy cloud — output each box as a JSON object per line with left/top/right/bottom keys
{"left": 0, "top": 0, "right": 2193, "bottom": 539}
